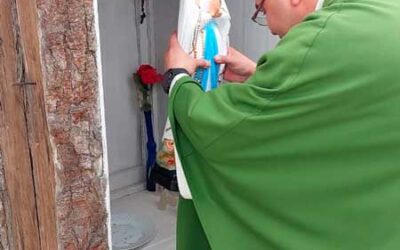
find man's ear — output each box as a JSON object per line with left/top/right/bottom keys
{"left": 291, "top": 0, "right": 303, "bottom": 7}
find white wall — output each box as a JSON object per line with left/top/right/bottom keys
{"left": 98, "top": 0, "right": 156, "bottom": 192}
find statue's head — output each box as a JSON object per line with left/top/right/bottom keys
{"left": 195, "top": 0, "right": 222, "bottom": 17}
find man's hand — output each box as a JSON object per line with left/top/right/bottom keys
{"left": 164, "top": 33, "right": 210, "bottom": 75}
{"left": 215, "top": 47, "right": 256, "bottom": 83}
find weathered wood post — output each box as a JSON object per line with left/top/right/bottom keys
{"left": 0, "top": 0, "right": 110, "bottom": 248}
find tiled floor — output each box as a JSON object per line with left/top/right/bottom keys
{"left": 111, "top": 190, "right": 177, "bottom": 250}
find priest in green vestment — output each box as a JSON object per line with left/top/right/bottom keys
{"left": 161, "top": 0, "right": 400, "bottom": 249}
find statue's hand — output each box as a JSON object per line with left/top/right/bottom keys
{"left": 214, "top": 47, "right": 256, "bottom": 83}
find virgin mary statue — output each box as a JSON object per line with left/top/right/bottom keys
{"left": 156, "top": 0, "right": 231, "bottom": 199}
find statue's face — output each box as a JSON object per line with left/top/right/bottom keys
{"left": 195, "top": 0, "right": 222, "bottom": 17}
{"left": 208, "top": 0, "right": 221, "bottom": 17}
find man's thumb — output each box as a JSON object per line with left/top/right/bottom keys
{"left": 214, "top": 55, "right": 231, "bottom": 64}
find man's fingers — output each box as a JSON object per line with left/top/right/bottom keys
{"left": 223, "top": 70, "right": 247, "bottom": 83}
{"left": 214, "top": 55, "right": 231, "bottom": 64}
{"left": 197, "top": 59, "right": 210, "bottom": 69}
{"left": 216, "top": 47, "right": 240, "bottom": 64}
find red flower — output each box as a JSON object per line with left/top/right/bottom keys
{"left": 136, "top": 64, "right": 162, "bottom": 85}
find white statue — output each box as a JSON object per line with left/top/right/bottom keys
{"left": 156, "top": 0, "right": 231, "bottom": 200}
{"left": 178, "top": 0, "right": 230, "bottom": 89}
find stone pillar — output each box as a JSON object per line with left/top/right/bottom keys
{"left": 37, "top": 0, "right": 109, "bottom": 248}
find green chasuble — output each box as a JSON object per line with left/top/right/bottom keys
{"left": 169, "top": 0, "right": 400, "bottom": 249}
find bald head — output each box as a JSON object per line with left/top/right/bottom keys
{"left": 256, "top": 0, "right": 319, "bottom": 37}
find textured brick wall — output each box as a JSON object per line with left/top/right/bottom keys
{"left": 36, "top": 0, "right": 108, "bottom": 248}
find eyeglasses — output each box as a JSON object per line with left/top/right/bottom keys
{"left": 251, "top": 0, "right": 268, "bottom": 26}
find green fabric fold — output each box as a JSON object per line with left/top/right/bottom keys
{"left": 169, "top": 0, "right": 400, "bottom": 249}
